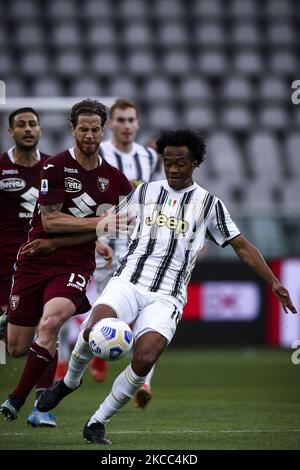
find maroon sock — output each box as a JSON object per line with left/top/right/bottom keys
{"left": 11, "top": 342, "right": 53, "bottom": 405}
{"left": 35, "top": 351, "right": 58, "bottom": 399}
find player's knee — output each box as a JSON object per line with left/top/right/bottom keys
{"left": 39, "top": 315, "right": 63, "bottom": 339}
{"left": 7, "top": 342, "right": 28, "bottom": 358}
{"left": 132, "top": 350, "right": 157, "bottom": 375}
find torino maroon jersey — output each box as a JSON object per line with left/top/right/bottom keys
{"left": 0, "top": 149, "right": 50, "bottom": 249}
{"left": 24, "top": 148, "right": 132, "bottom": 273}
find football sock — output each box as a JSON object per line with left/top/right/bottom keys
{"left": 35, "top": 350, "right": 58, "bottom": 404}
{"left": 88, "top": 364, "right": 146, "bottom": 425}
{"left": 11, "top": 342, "right": 53, "bottom": 404}
{"left": 144, "top": 364, "right": 155, "bottom": 387}
{"left": 64, "top": 330, "right": 93, "bottom": 389}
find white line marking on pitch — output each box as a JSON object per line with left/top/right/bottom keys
{"left": 2, "top": 429, "right": 300, "bottom": 437}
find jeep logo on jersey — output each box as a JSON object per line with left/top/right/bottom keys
{"left": 146, "top": 209, "right": 189, "bottom": 234}
{"left": 65, "top": 177, "right": 82, "bottom": 193}
{"left": 0, "top": 178, "right": 26, "bottom": 191}
{"left": 98, "top": 177, "right": 109, "bottom": 192}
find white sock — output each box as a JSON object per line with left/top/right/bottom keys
{"left": 88, "top": 364, "right": 146, "bottom": 425}
{"left": 64, "top": 330, "right": 93, "bottom": 389}
{"left": 144, "top": 364, "right": 155, "bottom": 387}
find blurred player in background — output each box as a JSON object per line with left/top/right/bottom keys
{"left": 0, "top": 107, "right": 57, "bottom": 427}
{"left": 36, "top": 128, "right": 297, "bottom": 445}
{"left": 0, "top": 99, "right": 132, "bottom": 424}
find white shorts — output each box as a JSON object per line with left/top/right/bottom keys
{"left": 90, "top": 277, "right": 182, "bottom": 344}
{"left": 93, "top": 259, "right": 118, "bottom": 296}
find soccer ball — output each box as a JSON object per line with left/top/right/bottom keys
{"left": 89, "top": 318, "right": 133, "bottom": 361}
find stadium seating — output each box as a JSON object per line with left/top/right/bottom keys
{"left": 1, "top": 0, "right": 299, "bottom": 258}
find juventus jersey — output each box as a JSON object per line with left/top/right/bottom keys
{"left": 97, "top": 140, "right": 158, "bottom": 269}
{"left": 100, "top": 141, "right": 157, "bottom": 185}
{"left": 114, "top": 180, "right": 240, "bottom": 307}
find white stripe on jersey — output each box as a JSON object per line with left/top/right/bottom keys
{"left": 100, "top": 141, "right": 157, "bottom": 182}
{"left": 114, "top": 180, "right": 240, "bottom": 307}
{"left": 96, "top": 140, "right": 157, "bottom": 270}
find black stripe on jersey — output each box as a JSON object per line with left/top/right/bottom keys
{"left": 114, "top": 227, "right": 140, "bottom": 277}
{"left": 114, "top": 183, "right": 148, "bottom": 277}
{"left": 216, "top": 200, "right": 230, "bottom": 238}
{"left": 130, "top": 186, "right": 169, "bottom": 285}
{"left": 133, "top": 152, "right": 143, "bottom": 181}
{"left": 115, "top": 188, "right": 136, "bottom": 214}
{"left": 171, "top": 192, "right": 215, "bottom": 298}
{"left": 145, "top": 147, "right": 154, "bottom": 175}
{"left": 205, "top": 228, "right": 218, "bottom": 245}
{"left": 114, "top": 152, "right": 124, "bottom": 173}
{"left": 149, "top": 189, "right": 195, "bottom": 292}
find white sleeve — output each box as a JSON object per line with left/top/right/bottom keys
{"left": 206, "top": 198, "right": 240, "bottom": 247}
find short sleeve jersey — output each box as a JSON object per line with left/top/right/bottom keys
{"left": 0, "top": 148, "right": 50, "bottom": 249}
{"left": 24, "top": 148, "right": 132, "bottom": 273}
{"left": 114, "top": 180, "right": 240, "bottom": 307}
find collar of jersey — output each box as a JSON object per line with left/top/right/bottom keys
{"left": 7, "top": 146, "right": 41, "bottom": 164}
{"left": 162, "top": 179, "right": 197, "bottom": 193}
{"left": 68, "top": 147, "right": 102, "bottom": 167}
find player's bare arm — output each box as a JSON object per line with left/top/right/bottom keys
{"left": 20, "top": 232, "right": 99, "bottom": 256}
{"left": 40, "top": 204, "right": 130, "bottom": 235}
{"left": 96, "top": 240, "right": 113, "bottom": 269}
{"left": 229, "top": 235, "right": 297, "bottom": 314}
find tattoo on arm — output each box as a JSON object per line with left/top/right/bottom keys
{"left": 40, "top": 203, "right": 63, "bottom": 215}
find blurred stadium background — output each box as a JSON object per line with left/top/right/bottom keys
{"left": 0, "top": 0, "right": 299, "bottom": 347}
{"left": 1, "top": 0, "right": 300, "bottom": 451}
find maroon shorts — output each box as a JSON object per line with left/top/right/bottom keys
{"left": 8, "top": 261, "right": 92, "bottom": 327}
{"left": 0, "top": 244, "right": 20, "bottom": 307}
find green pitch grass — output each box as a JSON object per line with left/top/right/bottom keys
{"left": 1, "top": 348, "right": 300, "bottom": 450}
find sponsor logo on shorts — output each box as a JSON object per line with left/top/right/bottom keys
{"left": 65, "top": 177, "right": 82, "bottom": 193}
{"left": 10, "top": 295, "right": 20, "bottom": 310}
{"left": 0, "top": 178, "right": 26, "bottom": 191}
{"left": 98, "top": 177, "right": 109, "bottom": 192}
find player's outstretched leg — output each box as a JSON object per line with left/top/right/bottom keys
{"left": 83, "top": 364, "right": 146, "bottom": 445}
{"left": 37, "top": 379, "right": 82, "bottom": 412}
{"left": 27, "top": 350, "right": 58, "bottom": 426}
{"left": 37, "top": 330, "right": 92, "bottom": 411}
